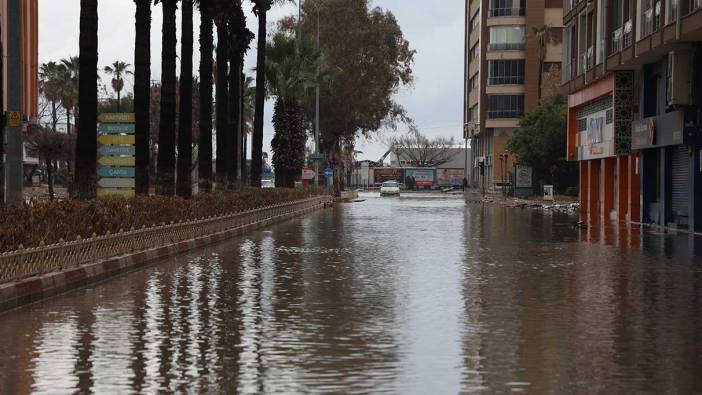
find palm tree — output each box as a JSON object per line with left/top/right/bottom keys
{"left": 214, "top": 20, "right": 229, "bottom": 188}
{"left": 532, "top": 24, "right": 552, "bottom": 104}
{"left": 59, "top": 56, "right": 80, "bottom": 134}
{"left": 177, "top": 0, "right": 194, "bottom": 198}
{"left": 39, "top": 61, "right": 63, "bottom": 132}
{"left": 266, "top": 32, "right": 327, "bottom": 188}
{"left": 155, "top": 0, "right": 179, "bottom": 196}
{"left": 103, "top": 61, "right": 132, "bottom": 112}
{"left": 250, "top": 0, "right": 291, "bottom": 187}
{"left": 75, "top": 0, "right": 99, "bottom": 199}
{"left": 134, "top": 0, "right": 151, "bottom": 196}
{"left": 197, "top": 0, "right": 214, "bottom": 193}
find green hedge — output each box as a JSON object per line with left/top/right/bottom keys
{"left": 0, "top": 189, "right": 328, "bottom": 253}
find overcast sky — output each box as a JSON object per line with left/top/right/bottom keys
{"left": 38, "top": 0, "right": 465, "bottom": 162}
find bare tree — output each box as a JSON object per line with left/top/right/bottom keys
{"left": 387, "top": 129, "right": 456, "bottom": 167}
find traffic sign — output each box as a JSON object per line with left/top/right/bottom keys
{"left": 98, "top": 135, "right": 135, "bottom": 145}
{"left": 99, "top": 145, "right": 135, "bottom": 156}
{"left": 99, "top": 123, "right": 135, "bottom": 134}
{"left": 98, "top": 188, "right": 136, "bottom": 198}
{"left": 98, "top": 156, "right": 135, "bottom": 167}
{"left": 98, "top": 113, "right": 135, "bottom": 123}
{"left": 8, "top": 111, "right": 20, "bottom": 127}
{"left": 301, "top": 168, "right": 316, "bottom": 180}
{"left": 98, "top": 167, "right": 135, "bottom": 178}
{"left": 98, "top": 178, "right": 136, "bottom": 188}
{"left": 309, "top": 153, "right": 325, "bottom": 163}
{"left": 324, "top": 168, "right": 334, "bottom": 178}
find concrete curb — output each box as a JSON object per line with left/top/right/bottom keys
{"left": 0, "top": 202, "right": 329, "bottom": 314}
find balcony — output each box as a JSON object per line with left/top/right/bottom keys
{"left": 624, "top": 20, "right": 633, "bottom": 48}
{"left": 693, "top": 0, "right": 702, "bottom": 11}
{"left": 488, "top": 7, "right": 525, "bottom": 17}
{"left": 612, "top": 27, "right": 623, "bottom": 53}
{"left": 487, "top": 110, "right": 523, "bottom": 119}
{"left": 488, "top": 42, "right": 525, "bottom": 51}
{"left": 488, "top": 76, "right": 524, "bottom": 85}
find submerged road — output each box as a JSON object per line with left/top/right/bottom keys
{"left": 1, "top": 193, "right": 701, "bottom": 393}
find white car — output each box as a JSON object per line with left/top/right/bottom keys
{"left": 380, "top": 181, "right": 401, "bottom": 196}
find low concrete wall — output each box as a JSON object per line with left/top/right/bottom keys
{"left": 0, "top": 196, "right": 333, "bottom": 313}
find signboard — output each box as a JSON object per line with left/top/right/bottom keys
{"left": 301, "top": 168, "right": 316, "bottom": 180}
{"left": 403, "top": 168, "right": 436, "bottom": 187}
{"left": 98, "top": 113, "right": 135, "bottom": 198}
{"left": 544, "top": 185, "right": 554, "bottom": 201}
{"left": 309, "top": 153, "right": 325, "bottom": 164}
{"left": 374, "top": 168, "right": 402, "bottom": 184}
{"left": 8, "top": 111, "right": 20, "bottom": 127}
{"left": 515, "top": 165, "right": 533, "bottom": 188}
{"left": 98, "top": 135, "right": 135, "bottom": 145}
{"left": 324, "top": 168, "right": 334, "bottom": 178}
{"left": 631, "top": 111, "right": 685, "bottom": 149}
{"left": 99, "top": 113, "right": 135, "bottom": 123}
{"left": 99, "top": 123, "right": 136, "bottom": 134}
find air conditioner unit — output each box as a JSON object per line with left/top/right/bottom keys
{"left": 667, "top": 50, "right": 692, "bottom": 106}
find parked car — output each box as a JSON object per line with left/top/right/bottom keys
{"left": 380, "top": 181, "right": 401, "bottom": 196}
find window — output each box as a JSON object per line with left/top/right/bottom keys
{"left": 470, "top": 13, "right": 480, "bottom": 30}
{"left": 488, "top": 26, "right": 525, "bottom": 50}
{"left": 469, "top": 105, "right": 479, "bottom": 122}
{"left": 470, "top": 43, "right": 480, "bottom": 61}
{"left": 666, "top": 0, "right": 678, "bottom": 23}
{"left": 470, "top": 73, "right": 480, "bottom": 89}
{"left": 488, "top": 60, "right": 525, "bottom": 85}
{"left": 488, "top": 0, "right": 526, "bottom": 17}
{"left": 487, "top": 95, "right": 524, "bottom": 119}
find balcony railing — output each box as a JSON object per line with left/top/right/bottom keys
{"left": 624, "top": 20, "right": 633, "bottom": 47}
{"left": 612, "top": 27, "right": 623, "bottom": 53}
{"left": 488, "top": 7, "right": 525, "bottom": 17}
{"left": 641, "top": 9, "right": 654, "bottom": 37}
{"left": 693, "top": 0, "right": 702, "bottom": 11}
{"left": 488, "top": 42, "right": 525, "bottom": 51}
{"left": 487, "top": 110, "right": 523, "bottom": 119}
{"left": 488, "top": 76, "right": 525, "bottom": 85}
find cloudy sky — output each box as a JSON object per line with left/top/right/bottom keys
{"left": 39, "top": 0, "right": 465, "bottom": 161}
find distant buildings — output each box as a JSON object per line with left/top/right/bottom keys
{"left": 464, "top": 0, "right": 564, "bottom": 191}
{"left": 562, "top": 0, "right": 702, "bottom": 233}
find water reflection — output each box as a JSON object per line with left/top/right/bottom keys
{"left": 0, "top": 193, "right": 701, "bottom": 393}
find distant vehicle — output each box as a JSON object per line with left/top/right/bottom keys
{"left": 380, "top": 181, "right": 401, "bottom": 196}
{"left": 262, "top": 179, "right": 275, "bottom": 188}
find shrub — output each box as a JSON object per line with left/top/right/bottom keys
{"left": 0, "top": 188, "right": 329, "bottom": 253}
{"left": 564, "top": 187, "right": 579, "bottom": 197}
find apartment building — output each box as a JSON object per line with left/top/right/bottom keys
{"left": 464, "top": 0, "right": 564, "bottom": 191}
{"left": 563, "top": 0, "right": 702, "bottom": 233}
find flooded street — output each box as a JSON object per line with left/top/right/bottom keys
{"left": 1, "top": 193, "right": 702, "bottom": 393}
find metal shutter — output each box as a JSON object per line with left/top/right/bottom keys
{"left": 671, "top": 145, "right": 690, "bottom": 220}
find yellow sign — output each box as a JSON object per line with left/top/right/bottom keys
{"left": 98, "top": 113, "right": 135, "bottom": 123}
{"left": 98, "top": 156, "right": 135, "bottom": 167}
{"left": 98, "top": 135, "right": 135, "bottom": 145}
{"left": 97, "top": 188, "right": 136, "bottom": 198}
{"left": 8, "top": 111, "right": 20, "bottom": 127}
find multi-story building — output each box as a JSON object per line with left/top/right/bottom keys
{"left": 464, "top": 0, "right": 564, "bottom": 191}
{"left": 563, "top": 0, "right": 702, "bottom": 233}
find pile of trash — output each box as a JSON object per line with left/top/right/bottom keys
{"left": 505, "top": 200, "right": 580, "bottom": 214}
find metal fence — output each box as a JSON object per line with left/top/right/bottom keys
{"left": 0, "top": 196, "right": 333, "bottom": 285}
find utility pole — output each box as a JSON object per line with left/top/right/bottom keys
{"left": 4, "top": 0, "right": 23, "bottom": 204}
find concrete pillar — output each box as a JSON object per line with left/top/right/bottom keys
{"left": 580, "top": 161, "right": 589, "bottom": 221}
{"left": 617, "top": 156, "right": 629, "bottom": 222}
{"left": 603, "top": 158, "right": 615, "bottom": 222}
{"left": 589, "top": 160, "right": 601, "bottom": 224}
{"left": 629, "top": 154, "right": 641, "bottom": 222}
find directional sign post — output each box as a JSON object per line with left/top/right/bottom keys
{"left": 98, "top": 113, "right": 136, "bottom": 198}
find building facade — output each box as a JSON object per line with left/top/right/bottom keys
{"left": 562, "top": 0, "right": 702, "bottom": 233}
{"left": 464, "top": 0, "right": 564, "bottom": 191}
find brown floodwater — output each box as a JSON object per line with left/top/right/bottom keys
{"left": 1, "top": 193, "right": 701, "bottom": 394}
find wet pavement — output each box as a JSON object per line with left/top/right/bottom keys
{"left": 1, "top": 192, "right": 702, "bottom": 394}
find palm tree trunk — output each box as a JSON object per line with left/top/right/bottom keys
{"left": 51, "top": 101, "right": 58, "bottom": 132}
{"left": 198, "top": 6, "right": 214, "bottom": 193}
{"left": 0, "top": 19, "right": 3, "bottom": 203}
{"left": 176, "top": 0, "right": 193, "bottom": 198}
{"left": 250, "top": 9, "right": 267, "bottom": 188}
{"left": 227, "top": 31, "right": 242, "bottom": 189}
{"left": 156, "top": 0, "right": 178, "bottom": 196}
{"left": 538, "top": 39, "right": 544, "bottom": 104}
{"left": 66, "top": 107, "right": 71, "bottom": 134}
{"left": 75, "top": 0, "right": 99, "bottom": 199}
{"left": 215, "top": 23, "right": 229, "bottom": 189}
{"left": 47, "top": 159, "right": 55, "bottom": 201}
{"left": 134, "top": 0, "right": 151, "bottom": 196}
